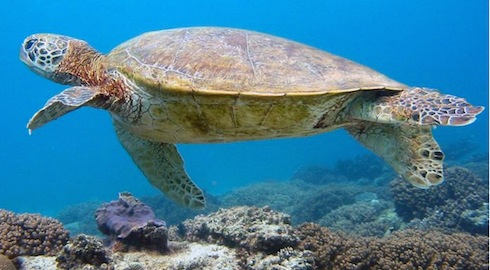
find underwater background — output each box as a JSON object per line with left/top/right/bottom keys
{"left": 1, "top": 0, "right": 488, "bottom": 219}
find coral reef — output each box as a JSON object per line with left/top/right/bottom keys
{"left": 96, "top": 192, "right": 168, "bottom": 253}
{"left": 240, "top": 247, "right": 315, "bottom": 270}
{"left": 182, "top": 206, "right": 299, "bottom": 253}
{"left": 142, "top": 191, "right": 220, "bottom": 226}
{"left": 292, "top": 154, "right": 394, "bottom": 186}
{"left": 332, "top": 153, "right": 394, "bottom": 184}
{"left": 390, "top": 166, "right": 489, "bottom": 234}
{"left": 0, "top": 209, "right": 69, "bottom": 258}
{"left": 462, "top": 153, "right": 489, "bottom": 184}
{"left": 292, "top": 165, "right": 340, "bottom": 185}
{"left": 294, "top": 223, "right": 489, "bottom": 269}
{"left": 96, "top": 192, "right": 166, "bottom": 238}
{"left": 15, "top": 256, "right": 58, "bottom": 270}
{"left": 333, "top": 229, "right": 489, "bottom": 269}
{"left": 318, "top": 200, "right": 401, "bottom": 237}
{"left": 221, "top": 179, "right": 391, "bottom": 229}
{"left": 8, "top": 157, "right": 490, "bottom": 269}
{"left": 56, "top": 234, "right": 112, "bottom": 270}
{"left": 21, "top": 242, "right": 240, "bottom": 270}
{"left": 0, "top": 254, "right": 15, "bottom": 270}
{"left": 11, "top": 206, "right": 489, "bottom": 270}
{"left": 290, "top": 184, "right": 363, "bottom": 224}
{"left": 57, "top": 201, "right": 102, "bottom": 236}
{"left": 294, "top": 223, "right": 356, "bottom": 269}
{"left": 461, "top": 203, "right": 489, "bottom": 233}
{"left": 220, "top": 179, "right": 313, "bottom": 216}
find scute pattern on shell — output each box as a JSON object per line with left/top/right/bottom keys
{"left": 108, "top": 27, "right": 406, "bottom": 96}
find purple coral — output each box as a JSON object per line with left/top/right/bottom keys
{"left": 95, "top": 192, "right": 168, "bottom": 252}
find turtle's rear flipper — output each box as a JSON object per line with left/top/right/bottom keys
{"left": 349, "top": 87, "right": 484, "bottom": 126}
{"left": 27, "top": 86, "right": 103, "bottom": 132}
{"left": 401, "top": 87, "right": 484, "bottom": 126}
{"left": 346, "top": 122, "right": 444, "bottom": 188}
{"left": 114, "top": 122, "right": 206, "bottom": 209}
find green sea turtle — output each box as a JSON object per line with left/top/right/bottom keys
{"left": 20, "top": 27, "right": 483, "bottom": 209}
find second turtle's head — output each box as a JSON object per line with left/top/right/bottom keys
{"left": 20, "top": 34, "right": 93, "bottom": 85}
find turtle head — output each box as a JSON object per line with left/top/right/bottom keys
{"left": 20, "top": 34, "right": 97, "bottom": 85}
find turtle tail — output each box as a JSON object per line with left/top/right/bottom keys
{"left": 346, "top": 122, "right": 444, "bottom": 188}
{"left": 349, "top": 87, "right": 484, "bottom": 126}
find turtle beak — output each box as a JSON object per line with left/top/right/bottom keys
{"left": 19, "top": 45, "right": 30, "bottom": 65}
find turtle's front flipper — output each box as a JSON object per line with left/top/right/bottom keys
{"left": 114, "top": 122, "right": 206, "bottom": 209}
{"left": 27, "top": 86, "right": 103, "bottom": 131}
{"left": 346, "top": 122, "right": 444, "bottom": 188}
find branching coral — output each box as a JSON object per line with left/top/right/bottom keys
{"left": 294, "top": 223, "right": 489, "bottom": 269}
{"left": 319, "top": 200, "right": 400, "bottom": 237}
{"left": 0, "top": 209, "right": 69, "bottom": 258}
{"left": 334, "top": 229, "right": 489, "bottom": 270}
{"left": 294, "top": 223, "right": 356, "bottom": 269}
{"left": 390, "top": 166, "right": 489, "bottom": 234}
{"left": 290, "top": 184, "right": 360, "bottom": 224}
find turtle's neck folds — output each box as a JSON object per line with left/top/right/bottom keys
{"left": 56, "top": 40, "right": 108, "bottom": 87}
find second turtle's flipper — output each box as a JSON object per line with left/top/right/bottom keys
{"left": 27, "top": 86, "right": 103, "bottom": 131}
{"left": 114, "top": 122, "right": 206, "bottom": 209}
{"left": 346, "top": 122, "right": 444, "bottom": 188}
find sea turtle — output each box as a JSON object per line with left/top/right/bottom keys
{"left": 20, "top": 27, "right": 483, "bottom": 209}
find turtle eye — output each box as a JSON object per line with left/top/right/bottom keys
{"left": 24, "top": 39, "right": 37, "bottom": 51}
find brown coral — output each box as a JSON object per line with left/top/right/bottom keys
{"left": 0, "top": 254, "right": 15, "bottom": 270}
{"left": 295, "top": 223, "right": 489, "bottom": 270}
{"left": 295, "top": 223, "right": 355, "bottom": 269}
{"left": 335, "top": 230, "right": 489, "bottom": 270}
{"left": 0, "top": 209, "right": 69, "bottom": 258}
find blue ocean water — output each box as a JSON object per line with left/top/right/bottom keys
{"left": 1, "top": 0, "right": 488, "bottom": 216}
